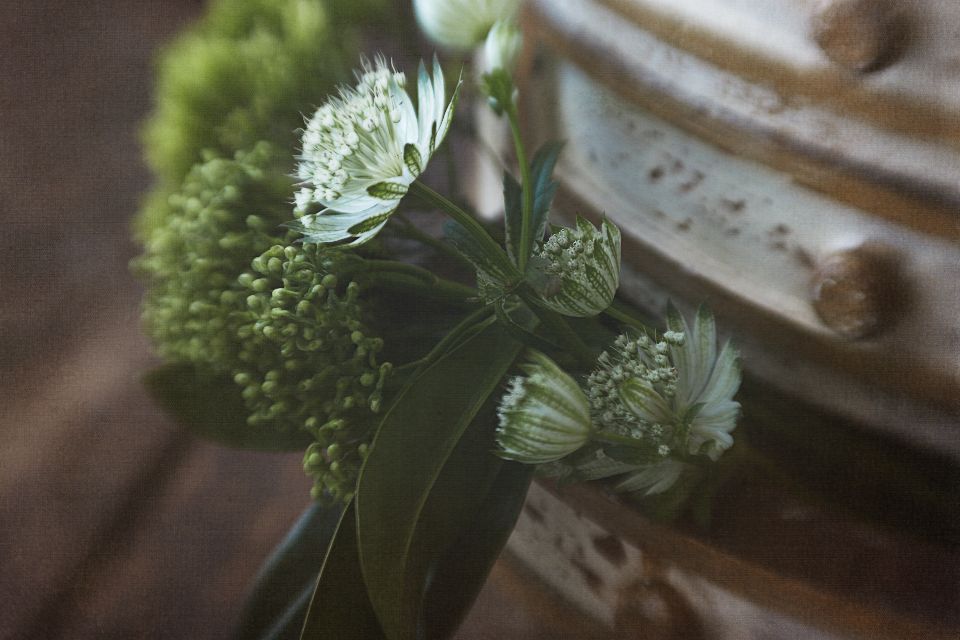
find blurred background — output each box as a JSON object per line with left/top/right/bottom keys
{"left": 0, "top": 2, "right": 312, "bottom": 637}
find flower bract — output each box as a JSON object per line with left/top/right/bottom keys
{"left": 532, "top": 216, "right": 622, "bottom": 317}
{"left": 497, "top": 351, "right": 593, "bottom": 464}
{"left": 414, "top": 0, "right": 522, "bottom": 50}
{"left": 293, "top": 56, "right": 460, "bottom": 246}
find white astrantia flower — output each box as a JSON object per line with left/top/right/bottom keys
{"left": 582, "top": 306, "right": 741, "bottom": 494}
{"left": 496, "top": 351, "right": 593, "bottom": 464}
{"left": 483, "top": 20, "right": 523, "bottom": 74}
{"left": 414, "top": 0, "right": 522, "bottom": 50}
{"left": 532, "top": 217, "right": 622, "bottom": 317}
{"left": 293, "top": 56, "right": 459, "bottom": 246}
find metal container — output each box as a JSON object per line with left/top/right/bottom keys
{"left": 467, "top": 1, "right": 960, "bottom": 636}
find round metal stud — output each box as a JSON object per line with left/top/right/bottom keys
{"left": 811, "top": 244, "right": 901, "bottom": 339}
{"left": 614, "top": 577, "right": 705, "bottom": 640}
{"left": 811, "top": 0, "right": 906, "bottom": 72}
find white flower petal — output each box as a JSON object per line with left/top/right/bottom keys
{"left": 294, "top": 57, "right": 456, "bottom": 246}
{"left": 571, "top": 449, "right": 641, "bottom": 481}
{"left": 690, "top": 399, "right": 739, "bottom": 459}
{"left": 619, "top": 378, "right": 672, "bottom": 424}
{"left": 699, "top": 339, "right": 741, "bottom": 406}
{"left": 616, "top": 460, "right": 686, "bottom": 495}
{"left": 414, "top": 0, "right": 522, "bottom": 50}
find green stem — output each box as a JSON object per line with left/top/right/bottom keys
{"left": 359, "top": 272, "right": 477, "bottom": 304}
{"left": 604, "top": 300, "right": 651, "bottom": 333}
{"left": 590, "top": 430, "right": 643, "bottom": 448}
{"left": 415, "top": 306, "right": 497, "bottom": 375}
{"left": 409, "top": 181, "right": 518, "bottom": 279}
{"left": 360, "top": 259, "right": 439, "bottom": 284}
{"left": 525, "top": 301, "right": 595, "bottom": 368}
{"left": 393, "top": 215, "right": 473, "bottom": 269}
{"left": 506, "top": 103, "right": 534, "bottom": 272}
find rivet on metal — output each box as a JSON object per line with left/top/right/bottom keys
{"left": 811, "top": 243, "right": 902, "bottom": 339}
{"left": 810, "top": 0, "right": 907, "bottom": 72}
{"left": 614, "top": 577, "right": 705, "bottom": 640}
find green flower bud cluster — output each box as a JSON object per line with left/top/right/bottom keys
{"left": 134, "top": 143, "right": 390, "bottom": 503}
{"left": 234, "top": 242, "right": 391, "bottom": 502}
{"left": 144, "top": 0, "right": 387, "bottom": 186}
{"left": 134, "top": 143, "right": 291, "bottom": 368}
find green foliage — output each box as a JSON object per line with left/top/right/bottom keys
{"left": 143, "top": 0, "right": 387, "bottom": 186}
{"left": 356, "top": 319, "right": 525, "bottom": 640}
{"left": 135, "top": 0, "right": 396, "bottom": 501}
{"left": 235, "top": 502, "right": 345, "bottom": 640}
{"left": 301, "top": 503, "right": 386, "bottom": 640}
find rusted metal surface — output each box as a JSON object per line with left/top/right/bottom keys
{"left": 524, "top": 0, "right": 960, "bottom": 240}
{"left": 504, "top": 0, "right": 960, "bottom": 460}
{"left": 472, "top": 3, "right": 960, "bottom": 635}
{"left": 504, "top": 481, "right": 958, "bottom": 640}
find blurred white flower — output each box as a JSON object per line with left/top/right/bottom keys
{"left": 294, "top": 56, "right": 459, "bottom": 246}
{"left": 497, "top": 351, "right": 593, "bottom": 464}
{"left": 414, "top": 0, "right": 522, "bottom": 50}
{"left": 483, "top": 20, "right": 523, "bottom": 74}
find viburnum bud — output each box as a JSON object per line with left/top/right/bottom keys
{"left": 413, "top": 0, "right": 522, "bottom": 50}
{"left": 483, "top": 20, "right": 523, "bottom": 75}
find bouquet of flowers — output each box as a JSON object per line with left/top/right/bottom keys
{"left": 136, "top": 0, "right": 954, "bottom": 638}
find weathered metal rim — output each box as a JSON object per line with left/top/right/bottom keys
{"left": 522, "top": 0, "right": 960, "bottom": 242}
{"left": 539, "top": 480, "right": 958, "bottom": 640}
{"left": 592, "top": 0, "right": 960, "bottom": 149}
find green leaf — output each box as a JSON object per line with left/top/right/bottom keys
{"left": 418, "top": 462, "right": 534, "bottom": 639}
{"left": 443, "top": 220, "right": 517, "bottom": 288}
{"left": 235, "top": 503, "right": 343, "bottom": 640}
{"left": 528, "top": 141, "right": 564, "bottom": 247}
{"left": 503, "top": 142, "right": 563, "bottom": 267}
{"left": 367, "top": 181, "right": 409, "bottom": 199}
{"left": 300, "top": 503, "right": 387, "bottom": 640}
{"left": 143, "top": 362, "right": 313, "bottom": 451}
{"left": 356, "top": 321, "right": 525, "bottom": 640}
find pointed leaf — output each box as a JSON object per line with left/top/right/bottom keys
{"left": 235, "top": 503, "right": 343, "bottom": 640}
{"left": 300, "top": 503, "right": 386, "bottom": 640}
{"left": 503, "top": 142, "right": 564, "bottom": 267}
{"left": 418, "top": 462, "right": 534, "bottom": 639}
{"left": 143, "top": 363, "right": 313, "bottom": 451}
{"left": 444, "top": 219, "right": 517, "bottom": 289}
{"left": 529, "top": 141, "right": 564, "bottom": 244}
{"left": 356, "top": 321, "right": 526, "bottom": 640}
